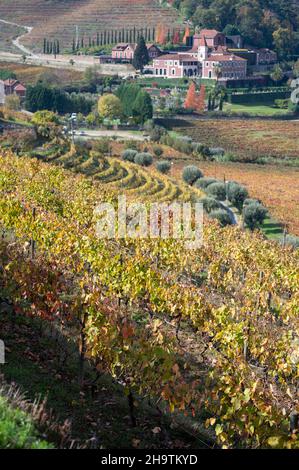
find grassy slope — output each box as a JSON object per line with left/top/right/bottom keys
{"left": 0, "top": 395, "right": 53, "bottom": 449}
{"left": 223, "top": 102, "right": 292, "bottom": 117}
{"left": 0, "top": 297, "right": 208, "bottom": 449}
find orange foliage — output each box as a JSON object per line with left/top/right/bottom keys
{"left": 183, "top": 26, "right": 191, "bottom": 44}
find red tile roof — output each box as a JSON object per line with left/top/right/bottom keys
{"left": 14, "top": 84, "right": 26, "bottom": 91}
{"left": 206, "top": 53, "right": 246, "bottom": 62}
{"left": 154, "top": 53, "right": 196, "bottom": 62}
{"left": 200, "top": 29, "right": 222, "bottom": 38}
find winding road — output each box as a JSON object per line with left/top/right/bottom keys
{"left": 0, "top": 18, "right": 37, "bottom": 57}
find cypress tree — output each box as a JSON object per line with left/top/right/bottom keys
{"left": 96, "top": 32, "right": 100, "bottom": 46}
{"left": 43, "top": 38, "right": 46, "bottom": 54}
{"left": 132, "top": 36, "right": 149, "bottom": 71}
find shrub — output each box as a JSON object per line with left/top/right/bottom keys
{"left": 209, "top": 147, "right": 225, "bottom": 157}
{"left": 281, "top": 235, "right": 299, "bottom": 249}
{"left": 244, "top": 198, "right": 261, "bottom": 206}
{"left": 209, "top": 209, "right": 233, "bottom": 227}
{"left": 206, "top": 182, "right": 227, "bottom": 201}
{"left": 182, "top": 165, "right": 203, "bottom": 185}
{"left": 92, "top": 138, "right": 111, "bottom": 154}
{"left": 200, "top": 197, "right": 222, "bottom": 214}
{"left": 134, "top": 152, "right": 153, "bottom": 167}
{"left": 192, "top": 143, "right": 212, "bottom": 159}
{"left": 227, "top": 182, "right": 249, "bottom": 211}
{"left": 153, "top": 145, "right": 163, "bottom": 157}
{"left": 244, "top": 203, "right": 268, "bottom": 231}
{"left": 194, "top": 177, "right": 218, "bottom": 190}
{"left": 156, "top": 160, "right": 171, "bottom": 174}
{"left": 124, "top": 140, "right": 141, "bottom": 151}
{"left": 121, "top": 149, "right": 137, "bottom": 162}
{"left": 149, "top": 126, "right": 165, "bottom": 142}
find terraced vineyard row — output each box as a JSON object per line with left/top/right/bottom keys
{"left": 0, "top": 0, "right": 180, "bottom": 52}
{"left": 33, "top": 143, "right": 203, "bottom": 204}
{"left": 1, "top": 149, "right": 298, "bottom": 449}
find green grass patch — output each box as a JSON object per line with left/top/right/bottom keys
{"left": 260, "top": 216, "right": 284, "bottom": 240}
{"left": 223, "top": 102, "right": 292, "bottom": 117}
{"left": 0, "top": 395, "right": 53, "bottom": 449}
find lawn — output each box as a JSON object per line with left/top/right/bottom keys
{"left": 223, "top": 102, "right": 292, "bottom": 117}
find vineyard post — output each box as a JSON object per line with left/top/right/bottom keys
{"left": 31, "top": 208, "right": 36, "bottom": 260}
{"left": 128, "top": 389, "right": 137, "bottom": 427}
{"left": 283, "top": 224, "right": 288, "bottom": 247}
{"left": 290, "top": 411, "right": 299, "bottom": 434}
{"left": 79, "top": 310, "right": 88, "bottom": 388}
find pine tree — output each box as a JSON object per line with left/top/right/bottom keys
{"left": 132, "top": 36, "right": 149, "bottom": 71}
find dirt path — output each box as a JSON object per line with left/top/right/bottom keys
{"left": 0, "top": 18, "right": 37, "bottom": 57}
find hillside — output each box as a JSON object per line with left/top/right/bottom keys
{"left": 0, "top": 0, "right": 180, "bottom": 53}
{"left": 0, "top": 141, "right": 298, "bottom": 449}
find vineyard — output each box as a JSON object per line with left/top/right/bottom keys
{"left": 0, "top": 0, "right": 180, "bottom": 53}
{"left": 0, "top": 139, "right": 299, "bottom": 448}
{"left": 170, "top": 119, "right": 299, "bottom": 163}
{"left": 172, "top": 160, "right": 299, "bottom": 237}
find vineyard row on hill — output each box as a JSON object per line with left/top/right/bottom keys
{"left": 0, "top": 151, "right": 298, "bottom": 448}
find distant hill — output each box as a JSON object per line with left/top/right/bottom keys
{"left": 0, "top": 0, "right": 181, "bottom": 53}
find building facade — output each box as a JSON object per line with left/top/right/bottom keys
{"left": 202, "top": 53, "right": 247, "bottom": 79}
{"left": 111, "top": 43, "right": 161, "bottom": 62}
{"left": 151, "top": 54, "right": 199, "bottom": 78}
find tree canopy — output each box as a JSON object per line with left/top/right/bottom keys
{"left": 173, "top": 0, "right": 299, "bottom": 56}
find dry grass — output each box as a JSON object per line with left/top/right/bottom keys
{"left": 0, "top": 62, "right": 84, "bottom": 85}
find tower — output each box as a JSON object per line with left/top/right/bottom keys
{"left": 198, "top": 35, "right": 208, "bottom": 62}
